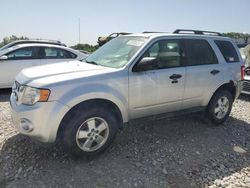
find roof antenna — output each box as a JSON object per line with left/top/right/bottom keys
{"left": 78, "top": 18, "right": 81, "bottom": 45}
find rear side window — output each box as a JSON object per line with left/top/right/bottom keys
{"left": 42, "top": 47, "right": 77, "bottom": 59}
{"left": 215, "top": 40, "right": 239, "bottom": 63}
{"left": 184, "top": 39, "right": 218, "bottom": 66}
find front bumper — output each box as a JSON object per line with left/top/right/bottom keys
{"left": 10, "top": 92, "right": 70, "bottom": 143}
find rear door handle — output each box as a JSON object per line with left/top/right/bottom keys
{"left": 210, "top": 69, "right": 220, "bottom": 75}
{"left": 169, "top": 74, "right": 182, "bottom": 80}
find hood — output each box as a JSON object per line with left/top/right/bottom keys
{"left": 16, "top": 60, "right": 115, "bottom": 87}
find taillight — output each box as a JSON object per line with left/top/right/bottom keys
{"left": 241, "top": 65, "right": 245, "bottom": 80}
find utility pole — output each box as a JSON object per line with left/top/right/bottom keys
{"left": 78, "top": 18, "right": 81, "bottom": 44}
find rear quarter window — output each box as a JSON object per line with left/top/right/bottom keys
{"left": 44, "top": 47, "right": 77, "bottom": 59}
{"left": 215, "top": 40, "right": 239, "bottom": 63}
{"left": 69, "top": 52, "right": 77, "bottom": 58}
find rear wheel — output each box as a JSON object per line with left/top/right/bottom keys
{"left": 62, "top": 104, "right": 119, "bottom": 157}
{"left": 207, "top": 90, "right": 233, "bottom": 125}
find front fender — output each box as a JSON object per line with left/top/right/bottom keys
{"left": 57, "top": 83, "right": 129, "bottom": 123}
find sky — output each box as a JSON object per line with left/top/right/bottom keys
{"left": 0, "top": 0, "right": 249, "bottom": 46}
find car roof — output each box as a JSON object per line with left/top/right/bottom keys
{"left": 125, "top": 32, "right": 231, "bottom": 41}
{"left": 9, "top": 40, "right": 65, "bottom": 46}
{"left": 10, "top": 43, "right": 73, "bottom": 50}
{"left": 0, "top": 40, "right": 66, "bottom": 51}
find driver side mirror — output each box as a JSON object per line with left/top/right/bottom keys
{"left": 133, "top": 57, "right": 158, "bottom": 72}
{"left": 0, "top": 55, "right": 8, "bottom": 61}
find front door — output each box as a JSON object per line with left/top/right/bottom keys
{"left": 129, "top": 39, "right": 186, "bottom": 119}
{"left": 0, "top": 47, "right": 40, "bottom": 88}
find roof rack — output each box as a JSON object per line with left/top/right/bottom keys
{"left": 109, "top": 32, "right": 132, "bottom": 37}
{"left": 173, "top": 29, "right": 222, "bottom": 36}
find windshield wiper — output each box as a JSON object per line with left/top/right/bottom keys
{"left": 85, "top": 60, "right": 99, "bottom": 65}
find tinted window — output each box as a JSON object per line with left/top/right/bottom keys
{"left": 43, "top": 47, "right": 76, "bottom": 59}
{"left": 6, "top": 47, "right": 36, "bottom": 60}
{"left": 215, "top": 40, "right": 239, "bottom": 63}
{"left": 141, "top": 39, "right": 181, "bottom": 70}
{"left": 184, "top": 39, "right": 218, "bottom": 66}
{"left": 68, "top": 51, "right": 77, "bottom": 58}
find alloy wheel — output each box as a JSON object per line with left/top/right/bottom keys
{"left": 76, "top": 117, "right": 109, "bottom": 152}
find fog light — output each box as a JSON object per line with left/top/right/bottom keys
{"left": 20, "top": 119, "right": 34, "bottom": 132}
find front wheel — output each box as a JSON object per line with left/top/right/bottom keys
{"left": 62, "top": 105, "right": 119, "bottom": 157}
{"left": 207, "top": 90, "right": 233, "bottom": 125}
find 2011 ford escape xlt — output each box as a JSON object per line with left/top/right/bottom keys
{"left": 10, "top": 30, "right": 244, "bottom": 156}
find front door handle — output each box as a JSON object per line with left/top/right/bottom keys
{"left": 169, "top": 74, "right": 182, "bottom": 80}
{"left": 210, "top": 69, "right": 220, "bottom": 75}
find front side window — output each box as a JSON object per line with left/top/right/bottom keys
{"left": 215, "top": 40, "right": 239, "bottom": 63}
{"left": 140, "top": 39, "right": 181, "bottom": 69}
{"left": 184, "top": 39, "right": 218, "bottom": 66}
{"left": 6, "top": 47, "right": 35, "bottom": 60}
{"left": 85, "top": 36, "right": 147, "bottom": 68}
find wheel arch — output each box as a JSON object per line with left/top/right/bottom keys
{"left": 56, "top": 98, "right": 124, "bottom": 141}
{"left": 213, "top": 80, "right": 236, "bottom": 100}
{"left": 207, "top": 80, "right": 237, "bottom": 107}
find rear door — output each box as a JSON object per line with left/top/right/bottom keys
{"left": 0, "top": 47, "right": 40, "bottom": 88}
{"left": 182, "top": 39, "right": 224, "bottom": 108}
{"left": 39, "top": 47, "right": 77, "bottom": 65}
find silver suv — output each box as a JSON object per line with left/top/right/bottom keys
{"left": 10, "top": 30, "right": 244, "bottom": 156}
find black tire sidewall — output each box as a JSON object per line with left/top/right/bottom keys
{"left": 63, "top": 105, "right": 119, "bottom": 157}
{"left": 207, "top": 90, "right": 233, "bottom": 125}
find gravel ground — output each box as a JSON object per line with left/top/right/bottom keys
{"left": 0, "top": 89, "right": 250, "bottom": 188}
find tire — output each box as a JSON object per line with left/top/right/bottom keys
{"left": 61, "top": 103, "right": 119, "bottom": 157}
{"left": 207, "top": 90, "right": 233, "bottom": 125}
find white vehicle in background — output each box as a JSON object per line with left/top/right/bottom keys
{"left": 240, "top": 44, "right": 250, "bottom": 94}
{"left": 0, "top": 42, "right": 88, "bottom": 88}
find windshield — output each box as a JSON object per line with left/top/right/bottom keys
{"left": 0, "top": 43, "right": 13, "bottom": 51}
{"left": 85, "top": 36, "right": 147, "bottom": 68}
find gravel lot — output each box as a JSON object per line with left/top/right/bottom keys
{"left": 0, "top": 89, "right": 250, "bottom": 188}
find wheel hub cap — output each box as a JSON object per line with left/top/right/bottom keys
{"left": 214, "top": 96, "right": 229, "bottom": 119}
{"left": 76, "top": 117, "right": 109, "bottom": 152}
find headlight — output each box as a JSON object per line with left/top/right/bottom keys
{"left": 21, "top": 86, "right": 50, "bottom": 105}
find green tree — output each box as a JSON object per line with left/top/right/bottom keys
{"left": 223, "top": 32, "right": 250, "bottom": 38}
{"left": 71, "top": 43, "right": 99, "bottom": 53}
{"left": 223, "top": 32, "right": 250, "bottom": 43}
{"left": 0, "top": 35, "right": 29, "bottom": 48}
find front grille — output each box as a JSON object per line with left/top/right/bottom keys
{"left": 15, "top": 81, "right": 21, "bottom": 91}
{"left": 13, "top": 81, "right": 22, "bottom": 103}
{"left": 243, "top": 80, "right": 250, "bottom": 93}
